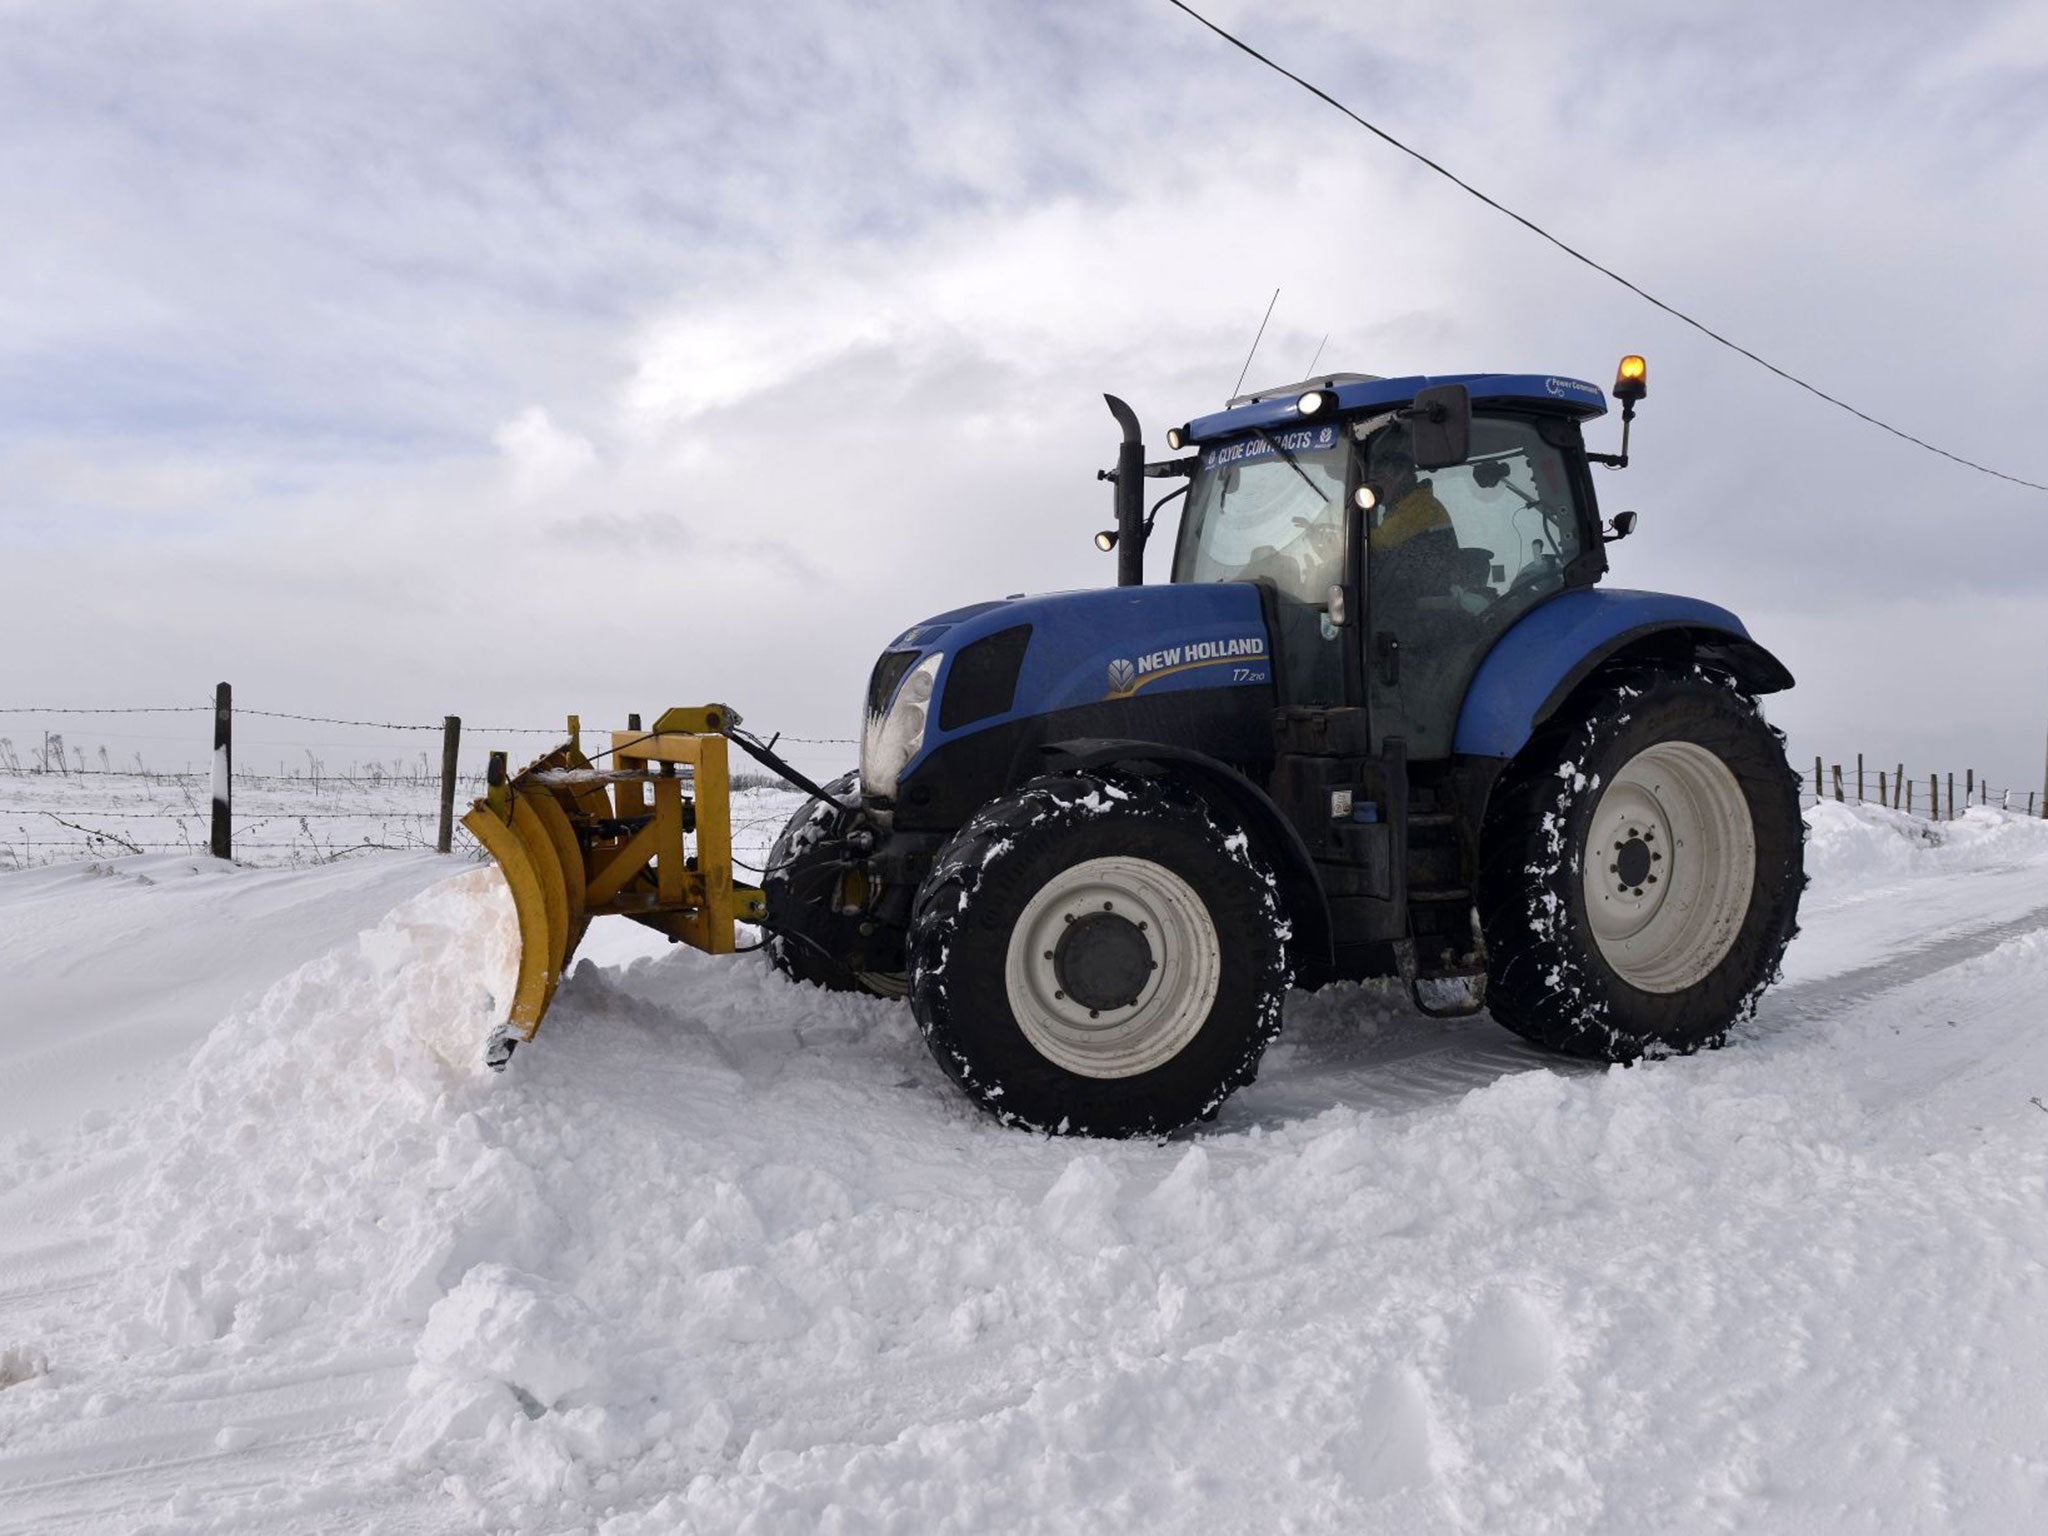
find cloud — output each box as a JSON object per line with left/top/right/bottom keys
{"left": 494, "top": 408, "right": 599, "bottom": 502}
{"left": 3, "top": 0, "right": 2046, "bottom": 787}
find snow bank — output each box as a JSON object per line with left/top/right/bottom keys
{"left": 1805, "top": 798, "right": 2048, "bottom": 885}
{"left": 110, "top": 870, "right": 521, "bottom": 1349}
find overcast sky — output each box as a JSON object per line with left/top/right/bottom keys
{"left": 4, "top": 0, "right": 2046, "bottom": 792}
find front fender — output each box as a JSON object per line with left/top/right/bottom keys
{"left": 1040, "top": 737, "right": 1333, "bottom": 969}
{"left": 1453, "top": 589, "right": 1794, "bottom": 760}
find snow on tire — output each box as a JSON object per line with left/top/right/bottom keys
{"left": 763, "top": 770, "right": 905, "bottom": 998}
{"left": 1478, "top": 666, "right": 1804, "bottom": 1061}
{"left": 907, "top": 770, "right": 1289, "bottom": 1138}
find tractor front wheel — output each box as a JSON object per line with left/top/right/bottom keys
{"left": 907, "top": 771, "right": 1289, "bottom": 1137}
{"left": 763, "top": 771, "right": 905, "bottom": 998}
{"left": 1478, "top": 668, "right": 1803, "bottom": 1061}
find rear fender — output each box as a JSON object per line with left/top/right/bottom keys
{"left": 1454, "top": 589, "right": 1793, "bottom": 761}
{"left": 1039, "top": 737, "right": 1334, "bottom": 970}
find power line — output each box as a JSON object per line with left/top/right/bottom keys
{"left": 1162, "top": 0, "right": 2048, "bottom": 495}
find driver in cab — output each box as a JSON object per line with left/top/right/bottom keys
{"left": 1368, "top": 450, "right": 1452, "bottom": 552}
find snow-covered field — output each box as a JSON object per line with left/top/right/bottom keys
{"left": 4, "top": 798, "right": 2048, "bottom": 1533}
{"left": 0, "top": 764, "right": 473, "bottom": 871}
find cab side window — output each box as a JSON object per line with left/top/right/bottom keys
{"left": 1363, "top": 414, "right": 1587, "bottom": 759}
{"left": 1368, "top": 416, "right": 1582, "bottom": 618}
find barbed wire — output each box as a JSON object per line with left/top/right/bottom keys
{"left": 233, "top": 708, "right": 544, "bottom": 732}
{"left": 0, "top": 705, "right": 211, "bottom": 715}
{"left": 1, "top": 839, "right": 456, "bottom": 851}
{"left": 5, "top": 808, "right": 441, "bottom": 821}
{"left": 0, "top": 704, "right": 855, "bottom": 742}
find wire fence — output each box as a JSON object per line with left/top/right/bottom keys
{"left": 0, "top": 696, "right": 852, "bottom": 871}
{"left": 17, "top": 703, "right": 2029, "bottom": 872}
{"left": 1797, "top": 754, "right": 2045, "bottom": 821}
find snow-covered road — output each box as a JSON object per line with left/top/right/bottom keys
{"left": 4, "top": 802, "right": 2047, "bottom": 1533}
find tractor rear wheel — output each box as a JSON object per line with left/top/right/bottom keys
{"left": 1478, "top": 667, "right": 1803, "bottom": 1061}
{"left": 763, "top": 771, "right": 905, "bottom": 998}
{"left": 907, "top": 771, "right": 1289, "bottom": 1137}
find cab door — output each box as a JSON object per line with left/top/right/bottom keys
{"left": 1361, "top": 414, "right": 1590, "bottom": 758}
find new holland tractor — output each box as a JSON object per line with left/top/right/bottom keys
{"left": 468, "top": 357, "right": 1803, "bottom": 1137}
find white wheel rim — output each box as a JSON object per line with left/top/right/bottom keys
{"left": 1582, "top": 740, "right": 1756, "bottom": 993}
{"left": 1003, "top": 855, "right": 1221, "bottom": 1079}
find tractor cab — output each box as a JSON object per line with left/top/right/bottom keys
{"left": 1168, "top": 373, "right": 1611, "bottom": 755}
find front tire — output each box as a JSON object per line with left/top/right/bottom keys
{"left": 907, "top": 771, "right": 1289, "bottom": 1137}
{"left": 763, "top": 771, "right": 905, "bottom": 997}
{"left": 1478, "top": 667, "right": 1803, "bottom": 1061}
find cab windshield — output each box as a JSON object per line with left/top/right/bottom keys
{"left": 1171, "top": 422, "right": 1349, "bottom": 605}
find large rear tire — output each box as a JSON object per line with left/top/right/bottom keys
{"left": 907, "top": 771, "right": 1289, "bottom": 1137}
{"left": 763, "top": 771, "right": 905, "bottom": 998}
{"left": 1478, "top": 667, "right": 1803, "bottom": 1061}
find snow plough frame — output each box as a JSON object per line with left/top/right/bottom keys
{"left": 461, "top": 705, "right": 764, "bottom": 1065}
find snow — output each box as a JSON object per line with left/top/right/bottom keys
{"left": 5, "top": 798, "right": 2048, "bottom": 1532}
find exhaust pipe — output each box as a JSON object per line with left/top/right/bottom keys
{"left": 1104, "top": 394, "right": 1145, "bottom": 588}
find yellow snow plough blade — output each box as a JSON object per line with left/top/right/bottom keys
{"left": 461, "top": 706, "right": 766, "bottom": 1066}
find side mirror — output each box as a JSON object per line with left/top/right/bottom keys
{"left": 1604, "top": 510, "right": 1639, "bottom": 542}
{"left": 1408, "top": 383, "right": 1471, "bottom": 470}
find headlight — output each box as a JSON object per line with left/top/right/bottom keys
{"left": 860, "top": 652, "right": 942, "bottom": 800}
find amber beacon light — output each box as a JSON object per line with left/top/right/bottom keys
{"left": 1614, "top": 354, "right": 1648, "bottom": 403}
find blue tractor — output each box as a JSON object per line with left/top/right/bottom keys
{"left": 765, "top": 358, "right": 1804, "bottom": 1136}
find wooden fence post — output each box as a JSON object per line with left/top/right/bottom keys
{"left": 1966, "top": 769, "right": 1974, "bottom": 806}
{"left": 1930, "top": 773, "right": 1938, "bottom": 820}
{"left": 1813, "top": 755, "right": 1823, "bottom": 799}
{"left": 1879, "top": 770, "right": 1888, "bottom": 808}
{"left": 1946, "top": 772, "right": 1954, "bottom": 821}
{"left": 1907, "top": 779, "right": 1914, "bottom": 815}
{"left": 1831, "top": 765, "right": 1845, "bottom": 803}
{"left": 437, "top": 716, "right": 462, "bottom": 854}
{"left": 211, "top": 681, "right": 232, "bottom": 860}
{"left": 1857, "top": 753, "right": 1864, "bottom": 803}
{"left": 1893, "top": 763, "right": 1903, "bottom": 809}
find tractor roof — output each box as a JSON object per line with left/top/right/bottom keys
{"left": 1181, "top": 371, "right": 1608, "bottom": 446}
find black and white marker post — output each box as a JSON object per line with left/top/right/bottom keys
{"left": 211, "top": 680, "right": 232, "bottom": 860}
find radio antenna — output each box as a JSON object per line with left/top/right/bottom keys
{"left": 1231, "top": 288, "right": 1280, "bottom": 399}
{"left": 1304, "top": 331, "right": 1329, "bottom": 377}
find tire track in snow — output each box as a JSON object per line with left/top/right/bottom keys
{"left": 0, "top": 1274, "right": 102, "bottom": 1308}
{"left": 0, "top": 1363, "right": 419, "bottom": 1536}
{"left": 1241, "top": 889, "right": 2048, "bottom": 1128}
{"left": 1747, "top": 898, "right": 2048, "bottom": 1034}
